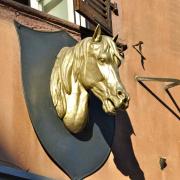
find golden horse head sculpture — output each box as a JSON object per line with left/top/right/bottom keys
{"left": 50, "top": 25, "right": 130, "bottom": 133}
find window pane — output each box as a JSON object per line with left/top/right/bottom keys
{"left": 29, "top": 0, "right": 86, "bottom": 27}
{"left": 40, "top": 0, "right": 69, "bottom": 21}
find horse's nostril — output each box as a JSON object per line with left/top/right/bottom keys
{"left": 124, "top": 98, "right": 128, "bottom": 103}
{"left": 124, "top": 96, "right": 130, "bottom": 103}
{"left": 117, "top": 90, "right": 122, "bottom": 96}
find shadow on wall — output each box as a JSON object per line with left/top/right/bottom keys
{"left": 112, "top": 110, "right": 145, "bottom": 180}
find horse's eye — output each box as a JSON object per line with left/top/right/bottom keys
{"left": 98, "top": 58, "right": 106, "bottom": 64}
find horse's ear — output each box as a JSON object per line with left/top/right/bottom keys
{"left": 92, "top": 24, "right": 102, "bottom": 42}
{"left": 113, "top": 34, "right": 119, "bottom": 42}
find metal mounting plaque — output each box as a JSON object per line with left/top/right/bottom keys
{"left": 16, "top": 22, "right": 115, "bottom": 180}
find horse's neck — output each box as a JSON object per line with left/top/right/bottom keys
{"left": 63, "top": 76, "right": 88, "bottom": 133}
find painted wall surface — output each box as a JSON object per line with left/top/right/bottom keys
{"left": 0, "top": 1, "right": 179, "bottom": 180}
{"left": 111, "top": 0, "right": 180, "bottom": 179}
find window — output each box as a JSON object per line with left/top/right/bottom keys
{"left": 30, "top": 0, "right": 86, "bottom": 27}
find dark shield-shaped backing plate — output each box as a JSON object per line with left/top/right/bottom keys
{"left": 16, "top": 22, "right": 115, "bottom": 180}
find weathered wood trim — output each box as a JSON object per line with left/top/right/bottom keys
{"left": 0, "top": 0, "right": 80, "bottom": 33}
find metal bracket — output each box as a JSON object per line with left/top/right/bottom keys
{"left": 136, "top": 76, "right": 180, "bottom": 119}
{"left": 135, "top": 77, "right": 180, "bottom": 90}
{"left": 110, "top": 2, "right": 119, "bottom": 15}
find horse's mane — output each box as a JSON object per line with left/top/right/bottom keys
{"left": 50, "top": 37, "right": 91, "bottom": 119}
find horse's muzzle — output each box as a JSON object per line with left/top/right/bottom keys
{"left": 103, "top": 93, "right": 129, "bottom": 114}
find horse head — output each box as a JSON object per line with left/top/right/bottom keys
{"left": 79, "top": 25, "right": 129, "bottom": 114}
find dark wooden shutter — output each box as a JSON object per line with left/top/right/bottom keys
{"left": 13, "top": 0, "right": 30, "bottom": 6}
{"left": 74, "top": 0, "right": 112, "bottom": 35}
